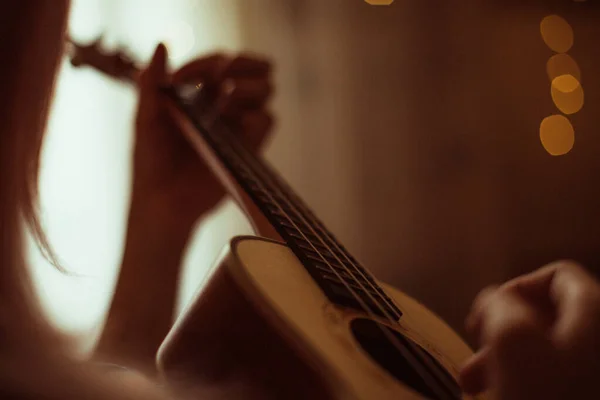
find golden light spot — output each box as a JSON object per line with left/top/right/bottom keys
{"left": 540, "top": 15, "right": 574, "bottom": 53}
{"left": 547, "top": 53, "right": 581, "bottom": 82}
{"left": 540, "top": 115, "right": 575, "bottom": 156}
{"left": 364, "top": 0, "right": 394, "bottom": 4}
{"left": 553, "top": 74, "right": 580, "bottom": 92}
{"left": 551, "top": 74, "right": 584, "bottom": 114}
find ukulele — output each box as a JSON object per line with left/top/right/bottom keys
{"left": 66, "top": 37, "right": 484, "bottom": 400}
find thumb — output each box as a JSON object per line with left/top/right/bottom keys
{"left": 139, "top": 43, "right": 168, "bottom": 91}
{"left": 484, "top": 292, "right": 560, "bottom": 400}
{"left": 137, "top": 43, "right": 169, "bottom": 118}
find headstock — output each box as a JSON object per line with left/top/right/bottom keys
{"left": 65, "top": 36, "right": 139, "bottom": 82}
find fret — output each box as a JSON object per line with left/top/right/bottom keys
{"left": 284, "top": 228, "right": 320, "bottom": 243}
{"left": 304, "top": 251, "right": 341, "bottom": 267}
{"left": 264, "top": 203, "right": 294, "bottom": 217}
{"left": 255, "top": 192, "right": 274, "bottom": 204}
{"left": 303, "top": 248, "right": 342, "bottom": 264}
{"left": 248, "top": 183, "right": 263, "bottom": 193}
{"left": 292, "top": 237, "right": 331, "bottom": 254}
{"left": 276, "top": 218, "right": 296, "bottom": 230}
{"left": 240, "top": 174, "right": 260, "bottom": 188}
{"left": 303, "top": 247, "right": 367, "bottom": 274}
{"left": 321, "top": 274, "right": 379, "bottom": 297}
{"left": 316, "top": 265, "right": 373, "bottom": 289}
{"left": 236, "top": 167, "right": 252, "bottom": 178}
{"left": 304, "top": 251, "right": 358, "bottom": 277}
{"left": 313, "top": 264, "right": 353, "bottom": 280}
{"left": 229, "top": 158, "right": 248, "bottom": 172}
{"left": 274, "top": 216, "right": 312, "bottom": 232}
{"left": 256, "top": 196, "right": 292, "bottom": 215}
{"left": 269, "top": 211, "right": 301, "bottom": 227}
{"left": 286, "top": 213, "right": 313, "bottom": 229}
{"left": 308, "top": 257, "right": 346, "bottom": 273}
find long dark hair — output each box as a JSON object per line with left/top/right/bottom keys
{"left": 0, "top": 1, "right": 70, "bottom": 353}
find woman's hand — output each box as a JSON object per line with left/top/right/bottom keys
{"left": 95, "top": 45, "right": 272, "bottom": 371}
{"left": 459, "top": 261, "right": 600, "bottom": 400}
{"left": 132, "top": 43, "right": 273, "bottom": 225}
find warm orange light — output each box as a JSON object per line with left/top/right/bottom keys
{"left": 553, "top": 74, "right": 580, "bottom": 92}
{"left": 547, "top": 53, "right": 581, "bottom": 82}
{"left": 551, "top": 74, "right": 584, "bottom": 115}
{"left": 540, "top": 115, "right": 575, "bottom": 156}
{"left": 540, "top": 15, "right": 574, "bottom": 53}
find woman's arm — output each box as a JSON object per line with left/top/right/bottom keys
{"left": 93, "top": 197, "right": 202, "bottom": 373}
{"left": 92, "top": 44, "right": 272, "bottom": 375}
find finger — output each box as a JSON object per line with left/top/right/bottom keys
{"left": 483, "top": 291, "right": 558, "bottom": 400}
{"left": 547, "top": 261, "right": 600, "bottom": 348}
{"left": 466, "top": 262, "right": 570, "bottom": 344}
{"left": 230, "top": 78, "right": 273, "bottom": 105}
{"left": 497, "top": 261, "right": 600, "bottom": 347}
{"left": 238, "top": 111, "right": 274, "bottom": 151}
{"left": 459, "top": 347, "right": 489, "bottom": 395}
{"left": 465, "top": 285, "right": 498, "bottom": 343}
{"left": 139, "top": 43, "right": 168, "bottom": 89}
{"left": 503, "top": 262, "right": 561, "bottom": 300}
{"left": 218, "top": 79, "right": 273, "bottom": 117}
{"left": 137, "top": 43, "right": 168, "bottom": 115}
{"left": 171, "top": 53, "right": 228, "bottom": 85}
{"left": 222, "top": 54, "right": 271, "bottom": 79}
{"left": 463, "top": 262, "right": 599, "bottom": 398}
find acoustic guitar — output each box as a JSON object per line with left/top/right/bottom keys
{"left": 67, "top": 37, "right": 484, "bottom": 400}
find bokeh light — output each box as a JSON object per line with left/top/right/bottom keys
{"left": 546, "top": 53, "right": 581, "bottom": 82}
{"left": 539, "top": 115, "right": 575, "bottom": 156}
{"left": 540, "top": 15, "right": 574, "bottom": 53}
{"left": 551, "top": 74, "right": 584, "bottom": 115}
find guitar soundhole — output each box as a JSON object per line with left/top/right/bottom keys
{"left": 350, "top": 318, "right": 461, "bottom": 400}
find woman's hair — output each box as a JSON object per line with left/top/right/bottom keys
{"left": 0, "top": 3, "right": 176, "bottom": 399}
{"left": 0, "top": 1, "right": 71, "bottom": 352}
{"left": 0, "top": 5, "right": 233, "bottom": 399}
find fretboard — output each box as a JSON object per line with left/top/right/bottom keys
{"left": 169, "top": 85, "right": 402, "bottom": 321}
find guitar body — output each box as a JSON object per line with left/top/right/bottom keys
{"left": 157, "top": 236, "right": 483, "bottom": 399}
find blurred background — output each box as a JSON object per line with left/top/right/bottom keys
{"left": 27, "top": 0, "right": 600, "bottom": 352}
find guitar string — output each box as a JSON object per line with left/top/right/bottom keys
{"left": 251, "top": 172, "right": 461, "bottom": 395}
{"left": 188, "top": 96, "right": 458, "bottom": 399}
{"left": 205, "top": 131, "right": 451, "bottom": 400}
{"left": 265, "top": 177, "right": 401, "bottom": 316}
